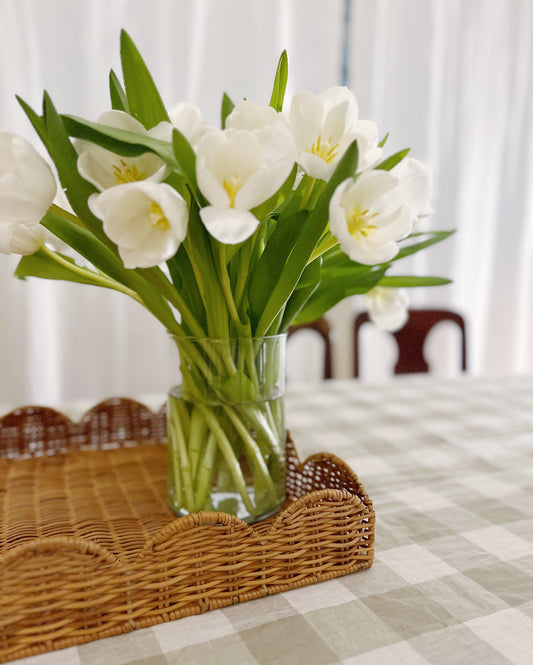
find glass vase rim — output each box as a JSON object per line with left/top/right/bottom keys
{"left": 168, "top": 332, "right": 287, "bottom": 344}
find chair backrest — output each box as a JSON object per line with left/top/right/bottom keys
{"left": 288, "top": 317, "right": 333, "bottom": 380}
{"left": 354, "top": 309, "right": 467, "bottom": 377}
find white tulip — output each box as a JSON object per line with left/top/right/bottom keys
{"left": 226, "top": 100, "right": 297, "bottom": 171}
{"left": 226, "top": 101, "right": 280, "bottom": 132}
{"left": 391, "top": 157, "right": 433, "bottom": 219}
{"left": 88, "top": 181, "right": 188, "bottom": 269}
{"left": 170, "top": 102, "right": 210, "bottom": 147}
{"left": 76, "top": 110, "right": 171, "bottom": 191}
{"left": 0, "top": 130, "right": 56, "bottom": 225}
{"left": 0, "top": 222, "right": 48, "bottom": 255}
{"left": 329, "top": 170, "right": 414, "bottom": 265}
{"left": 288, "top": 86, "right": 382, "bottom": 180}
{"left": 365, "top": 287, "right": 409, "bottom": 331}
{"left": 196, "top": 124, "right": 295, "bottom": 244}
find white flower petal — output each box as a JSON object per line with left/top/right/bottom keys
{"left": 322, "top": 101, "right": 356, "bottom": 144}
{"left": 198, "top": 130, "right": 261, "bottom": 180}
{"left": 200, "top": 206, "right": 259, "bottom": 244}
{"left": 297, "top": 152, "right": 335, "bottom": 181}
{"left": 235, "top": 165, "right": 274, "bottom": 210}
{"left": 235, "top": 158, "right": 294, "bottom": 210}
{"left": 329, "top": 172, "right": 414, "bottom": 265}
{"left": 392, "top": 157, "right": 433, "bottom": 217}
{"left": 350, "top": 237, "right": 400, "bottom": 264}
{"left": 322, "top": 101, "right": 351, "bottom": 143}
{"left": 288, "top": 86, "right": 381, "bottom": 180}
{"left": 89, "top": 181, "right": 188, "bottom": 269}
{"left": 365, "top": 287, "right": 409, "bottom": 331}
{"left": 352, "top": 120, "right": 382, "bottom": 170}
{"left": 196, "top": 154, "right": 231, "bottom": 207}
{"left": 343, "top": 170, "right": 399, "bottom": 213}
{"left": 0, "top": 222, "right": 16, "bottom": 254}
{"left": 226, "top": 101, "right": 279, "bottom": 131}
{"left": 170, "top": 103, "right": 210, "bottom": 147}
{"left": 0, "top": 130, "right": 56, "bottom": 225}
{"left": 75, "top": 111, "right": 168, "bottom": 191}
{"left": 318, "top": 86, "right": 358, "bottom": 119}
{"left": 77, "top": 148, "right": 120, "bottom": 191}
{"left": 0, "top": 221, "right": 48, "bottom": 255}
{"left": 375, "top": 205, "right": 413, "bottom": 238}
{"left": 289, "top": 91, "right": 324, "bottom": 151}
{"left": 147, "top": 121, "right": 174, "bottom": 142}
{"left": 196, "top": 126, "right": 294, "bottom": 213}
{"left": 97, "top": 110, "right": 147, "bottom": 133}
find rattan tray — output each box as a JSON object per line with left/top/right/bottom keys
{"left": 0, "top": 398, "right": 374, "bottom": 663}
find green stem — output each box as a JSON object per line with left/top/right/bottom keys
{"left": 196, "top": 404, "right": 254, "bottom": 513}
{"left": 41, "top": 246, "right": 144, "bottom": 303}
{"left": 184, "top": 233, "right": 229, "bottom": 339}
{"left": 184, "top": 237, "right": 208, "bottom": 303}
{"left": 224, "top": 406, "right": 276, "bottom": 495}
{"left": 143, "top": 267, "right": 207, "bottom": 339}
{"left": 194, "top": 433, "right": 218, "bottom": 511}
{"left": 168, "top": 397, "right": 195, "bottom": 511}
{"left": 217, "top": 243, "right": 242, "bottom": 328}
{"left": 245, "top": 403, "right": 283, "bottom": 457}
{"left": 234, "top": 240, "right": 252, "bottom": 313}
{"left": 188, "top": 406, "right": 208, "bottom": 481}
{"left": 167, "top": 404, "right": 184, "bottom": 508}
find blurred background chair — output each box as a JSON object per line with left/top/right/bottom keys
{"left": 287, "top": 317, "right": 333, "bottom": 382}
{"left": 354, "top": 309, "right": 467, "bottom": 377}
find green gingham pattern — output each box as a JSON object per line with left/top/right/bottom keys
{"left": 8, "top": 375, "right": 533, "bottom": 665}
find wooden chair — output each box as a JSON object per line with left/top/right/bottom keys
{"left": 288, "top": 317, "right": 333, "bottom": 380}
{"left": 354, "top": 309, "right": 467, "bottom": 377}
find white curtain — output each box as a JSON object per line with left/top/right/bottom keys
{"left": 0, "top": 0, "right": 531, "bottom": 406}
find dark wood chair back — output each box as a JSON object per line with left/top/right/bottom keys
{"left": 288, "top": 317, "right": 333, "bottom": 380}
{"left": 354, "top": 309, "right": 467, "bottom": 376}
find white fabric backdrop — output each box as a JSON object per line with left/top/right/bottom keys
{"left": 0, "top": 0, "right": 531, "bottom": 406}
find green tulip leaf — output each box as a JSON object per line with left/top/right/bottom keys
{"left": 378, "top": 275, "right": 452, "bottom": 287}
{"left": 294, "top": 265, "right": 386, "bottom": 325}
{"left": 378, "top": 132, "right": 390, "bottom": 148}
{"left": 221, "top": 93, "right": 235, "bottom": 129}
{"left": 119, "top": 29, "right": 169, "bottom": 128}
{"left": 394, "top": 230, "right": 455, "bottom": 260}
{"left": 41, "top": 210, "right": 181, "bottom": 333}
{"left": 172, "top": 128, "right": 201, "bottom": 201}
{"left": 254, "top": 140, "right": 359, "bottom": 336}
{"left": 375, "top": 148, "right": 410, "bottom": 172}
{"left": 248, "top": 210, "right": 309, "bottom": 325}
{"left": 109, "top": 69, "right": 129, "bottom": 112}
{"left": 15, "top": 250, "right": 103, "bottom": 286}
{"left": 269, "top": 50, "right": 289, "bottom": 112}
{"left": 279, "top": 258, "right": 322, "bottom": 331}
{"left": 39, "top": 94, "right": 111, "bottom": 246}
{"left": 62, "top": 115, "right": 177, "bottom": 167}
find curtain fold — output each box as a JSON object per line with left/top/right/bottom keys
{"left": 0, "top": 0, "right": 531, "bottom": 405}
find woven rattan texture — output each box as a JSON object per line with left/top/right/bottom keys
{"left": 0, "top": 399, "right": 374, "bottom": 663}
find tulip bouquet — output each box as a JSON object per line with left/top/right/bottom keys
{"left": 0, "top": 31, "right": 451, "bottom": 521}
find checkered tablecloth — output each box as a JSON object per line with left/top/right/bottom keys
{"left": 9, "top": 374, "right": 533, "bottom": 665}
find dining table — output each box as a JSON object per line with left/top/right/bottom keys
{"left": 2, "top": 373, "right": 533, "bottom": 665}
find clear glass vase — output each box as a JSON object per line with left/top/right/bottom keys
{"left": 167, "top": 334, "right": 286, "bottom": 523}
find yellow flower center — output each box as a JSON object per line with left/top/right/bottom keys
{"left": 113, "top": 159, "right": 146, "bottom": 184}
{"left": 347, "top": 206, "right": 379, "bottom": 240}
{"left": 310, "top": 134, "right": 340, "bottom": 164}
{"left": 149, "top": 202, "right": 170, "bottom": 231}
{"left": 223, "top": 175, "right": 242, "bottom": 208}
